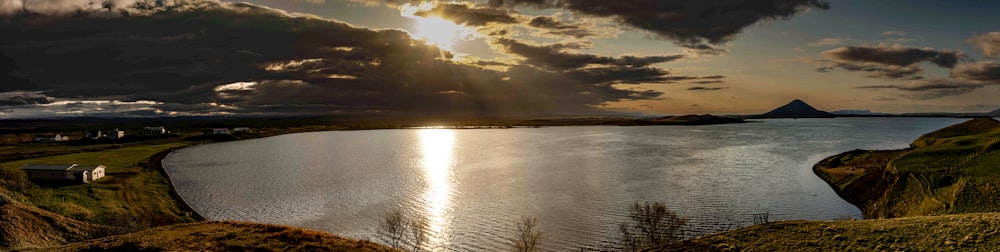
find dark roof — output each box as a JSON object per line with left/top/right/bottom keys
{"left": 21, "top": 164, "right": 104, "bottom": 172}
{"left": 69, "top": 165, "right": 104, "bottom": 172}
{"left": 21, "top": 164, "right": 75, "bottom": 171}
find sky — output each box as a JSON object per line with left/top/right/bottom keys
{"left": 2, "top": 0, "right": 1000, "bottom": 118}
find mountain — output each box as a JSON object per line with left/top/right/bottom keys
{"left": 760, "top": 99, "right": 834, "bottom": 118}
{"left": 990, "top": 108, "right": 1000, "bottom": 117}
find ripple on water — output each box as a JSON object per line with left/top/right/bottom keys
{"left": 163, "top": 118, "right": 966, "bottom": 251}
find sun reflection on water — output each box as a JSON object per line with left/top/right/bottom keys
{"left": 417, "top": 129, "right": 456, "bottom": 250}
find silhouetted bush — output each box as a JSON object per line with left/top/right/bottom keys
{"left": 510, "top": 216, "right": 542, "bottom": 252}
{"left": 618, "top": 201, "right": 687, "bottom": 251}
{"left": 376, "top": 208, "right": 428, "bottom": 252}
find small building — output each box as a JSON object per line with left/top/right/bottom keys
{"left": 106, "top": 128, "right": 125, "bottom": 139}
{"left": 211, "top": 128, "right": 231, "bottom": 135}
{"left": 232, "top": 127, "right": 251, "bottom": 133}
{"left": 144, "top": 126, "right": 167, "bottom": 135}
{"left": 33, "top": 134, "right": 69, "bottom": 142}
{"left": 21, "top": 164, "right": 106, "bottom": 183}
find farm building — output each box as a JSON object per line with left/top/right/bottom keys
{"left": 86, "top": 129, "right": 125, "bottom": 140}
{"left": 144, "top": 126, "right": 167, "bottom": 135}
{"left": 21, "top": 164, "right": 106, "bottom": 183}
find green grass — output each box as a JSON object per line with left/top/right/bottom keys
{"left": 815, "top": 117, "right": 1000, "bottom": 218}
{"left": 653, "top": 212, "right": 1000, "bottom": 251}
{"left": 0, "top": 142, "right": 197, "bottom": 228}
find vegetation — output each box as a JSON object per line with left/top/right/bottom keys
{"left": 510, "top": 216, "right": 542, "bottom": 252}
{"left": 0, "top": 199, "right": 124, "bottom": 248}
{"left": 376, "top": 208, "right": 428, "bottom": 252}
{"left": 38, "top": 221, "right": 394, "bottom": 251}
{"left": 652, "top": 212, "right": 1000, "bottom": 251}
{"left": 814, "top": 117, "right": 1000, "bottom": 218}
{"left": 618, "top": 202, "right": 688, "bottom": 251}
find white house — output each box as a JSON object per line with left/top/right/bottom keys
{"left": 21, "top": 164, "right": 106, "bottom": 183}
{"left": 211, "top": 128, "right": 231, "bottom": 135}
{"left": 232, "top": 127, "right": 251, "bottom": 133}
{"left": 144, "top": 126, "right": 167, "bottom": 135}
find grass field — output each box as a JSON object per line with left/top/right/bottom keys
{"left": 0, "top": 142, "right": 198, "bottom": 229}
{"left": 814, "top": 117, "right": 1000, "bottom": 218}
{"left": 654, "top": 212, "right": 1000, "bottom": 251}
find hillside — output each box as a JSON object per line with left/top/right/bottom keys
{"left": 0, "top": 197, "right": 123, "bottom": 248}
{"left": 652, "top": 212, "right": 1000, "bottom": 251}
{"left": 760, "top": 99, "right": 834, "bottom": 118}
{"left": 31, "top": 221, "right": 393, "bottom": 251}
{"left": 814, "top": 117, "right": 1000, "bottom": 218}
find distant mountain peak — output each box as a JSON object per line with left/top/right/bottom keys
{"left": 990, "top": 108, "right": 1000, "bottom": 117}
{"left": 761, "top": 99, "right": 834, "bottom": 118}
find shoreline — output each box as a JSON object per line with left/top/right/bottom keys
{"left": 149, "top": 147, "right": 205, "bottom": 222}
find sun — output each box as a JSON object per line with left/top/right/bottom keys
{"left": 412, "top": 16, "right": 466, "bottom": 50}
{"left": 401, "top": 2, "right": 474, "bottom": 51}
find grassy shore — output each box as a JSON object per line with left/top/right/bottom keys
{"left": 814, "top": 117, "right": 1000, "bottom": 218}
{"left": 653, "top": 212, "right": 1000, "bottom": 251}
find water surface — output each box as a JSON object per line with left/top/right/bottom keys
{"left": 164, "top": 117, "right": 964, "bottom": 251}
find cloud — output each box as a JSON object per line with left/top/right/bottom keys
{"left": 690, "top": 80, "right": 725, "bottom": 84}
{"left": 823, "top": 44, "right": 961, "bottom": 68}
{"left": 814, "top": 44, "right": 963, "bottom": 80}
{"left": 0, "top": 91, "right": 52, "bottom": 106}
{"left": 493, "top": 38, "right": 684, "bottom": 71}
{"left": 527, "top": 15, "right": 596, "bottom": 38}
{"left": 0, "top": 0, "right": 699, "bottom": 117}
{"left": 858, "top": 79, "right": 983, "bottom": 100}
{"left": 855, "top": 61, "right": 1000, "bottom": 100}
{"left": 412, "top": 2, "right": 518, "bottom": 26}
{"left": 966, "top": 32, "right": 1000, "bottom": 58}
{"left": 952, "top": 61, "right": 1000, "bottom": 81}
{"left": 486, "top": 0, "right": 829, "bottom": 49}
{"left": 808, "top": 38, "right": 849, "bottom": 47}
{"left": 881, "top": 31, "right": 907, "bottom": 36}
{"left": 687, "top": 87, "right": 728, "bottom": 91}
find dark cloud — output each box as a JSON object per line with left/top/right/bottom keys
{"left": 412, "top": 2, "right": 518, "bottom": 26}
{"left": 952, "top": 61, "right": 1000, "bottom": 81}
{"left": 823, "top": 44, "right": 961, "bottom": 68}
{"left": 494, "top": 38, "right": 683, "bottom": 71}
{"left": 815, "top": 44, "right": 1000, "bottom": 99}
{"left": 816, "top": 61, "right": 923, "bottom": 80}
{"left": 857, "top": 78, "right": 987, "bottom": 100}
{"left": 487, "top": 0, "right": 829, "bottom": 48}
{"left": 527, "top": 16, "right": 595, "bottom": 38}
{"left": 0, "top": 91, "right": 51, "bottom": 106}
{"left": 0, "top": 0, "right": 686, "bottom": 117}
{"left": 687, "top": 87, "right": 727, "bottom": 91}
{"left": 690, "top": 80, "right": 725, "bottom": 84}
{"left": 966, "top": 32, "right": 1000, "bottom": 58}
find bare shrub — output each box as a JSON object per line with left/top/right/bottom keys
{"left": 618, "top": 201, "right": 687, "bottom": 251}
{"left": 511, "top": 216, "right": 542, "bottom": 252}
{"left": 377, "top": 208, "right": 428, "bottom": 252}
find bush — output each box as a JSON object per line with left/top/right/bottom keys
{"left": 0, "top": 166, "right": 31, "bottom": 192}
{"left": 618, "top": 201, "right": 687, "bottom": 251}
{"left": 376, "top": 208, "right": 428, "bottom": 252}
{"left": 511, "top": 216, "right": 542, "bottom": 252}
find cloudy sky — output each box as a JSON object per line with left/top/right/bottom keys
{"left": 2, "top": 0, "right": 999, "bottom": 118}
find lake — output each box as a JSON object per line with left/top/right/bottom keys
{"left": 163, "top": 117, "right": 965, "bottom": 251}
